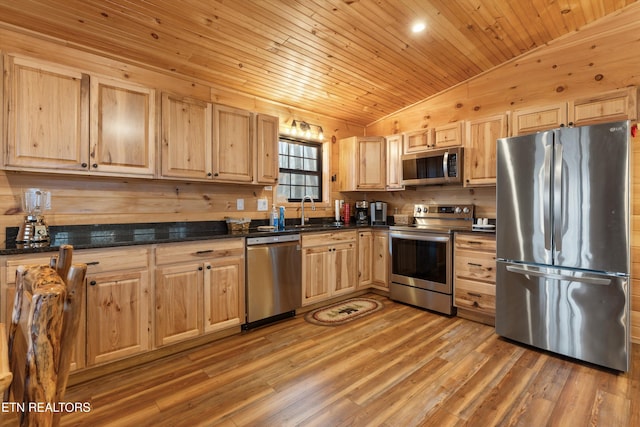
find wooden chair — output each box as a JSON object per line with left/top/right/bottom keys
{"left": 2, "top": 245, "right": 87, "bottom": 427}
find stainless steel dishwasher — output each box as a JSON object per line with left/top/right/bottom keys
{"left": 244, "top": 234, "right": 302, "bottom": 329}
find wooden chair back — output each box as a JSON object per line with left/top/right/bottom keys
{"left": 3, "top": 245, "right": 87, "bottom": 427}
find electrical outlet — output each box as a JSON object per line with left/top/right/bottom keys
{"left": 257, "top": 198, "right": 268, "bottom": 211}
{"left": 236, "top": 199, "right": 244, "bottom": 210}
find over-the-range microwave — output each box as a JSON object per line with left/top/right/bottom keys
{"left": 401, "top": 147, "right": 463, "bottom": 186}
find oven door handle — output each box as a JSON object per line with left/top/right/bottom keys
{"left": 389, "top": 232, "right": 451, "bottom": 243}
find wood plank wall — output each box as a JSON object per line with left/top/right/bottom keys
{"left": 364, "top": 4, "right": 640, "bottom": 343}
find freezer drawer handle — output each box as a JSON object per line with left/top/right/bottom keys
{"left": 505, "top": 265, "right": 611, "bottom": 286}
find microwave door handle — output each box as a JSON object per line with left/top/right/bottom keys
{"left": 442, "top": 151, "right": 449, "bottom": 182}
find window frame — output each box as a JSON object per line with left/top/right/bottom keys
{"left": 277, "top": 136, "right": 324, "bottom": 203}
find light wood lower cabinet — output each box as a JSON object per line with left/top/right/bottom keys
{"left": 357, "top": 230, "right": 373, "bottom": 288}
{"left": 154, "top": 238, "right": 244, "bottom": 346}
{"left": 302, "top": 231, "right": 357, "bottom": 306}
{"left": 154, "top": 261, "right": 203, "bottom": 347}
{"left": 358, "top": 229, "right": 389, "bottom": 290}
{"left": 453, "top": 233, "right": 496, "bottom": 326}
{"left": 86, "top": 266, "right": 150, "bottom": 366}
{"left": 371, "top": 230, "right": 389, "bottom": 290}
{"left": 2, "top": 246, "right": 152, "bottom": 370}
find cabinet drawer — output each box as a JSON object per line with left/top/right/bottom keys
{"left": 302, "top": 231, "right": 357, "bottom": 248}
{"left": 155, "top": 238, "right": 244, "bottom": 265}
{"left": 455, "top": 249, "right": 496, "bottom": 282}
{"left": 6, "top": 247, "right": 149, "bottom": 285}
{"left": 455, "top": 233, "right": 496, "bottom": 251}
{"left": 454, "top": 278, "right": 495, "bottom": 314}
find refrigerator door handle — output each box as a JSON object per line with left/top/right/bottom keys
{"left": 543, "top": 143, "right": 553, "bottom": 251}
{"left": 554, "top": 141, "right": 563, "bottom": 251}
{"left": 506, "top": 265, "right": 612, "bottom": 286}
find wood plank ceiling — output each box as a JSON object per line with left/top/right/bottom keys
{"left": 0, "top": 0, "right": 636, "bottom": 125}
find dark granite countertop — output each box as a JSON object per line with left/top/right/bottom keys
{"left": 3, "top": 219, "right": 390, "bottom": 256}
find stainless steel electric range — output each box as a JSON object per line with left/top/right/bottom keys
{"left": 389, "top": 204, "right": 474, "bottom": 315}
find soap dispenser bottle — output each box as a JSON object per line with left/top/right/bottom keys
{"left": 270, "top": 204, "right": 279, "bottom": 228}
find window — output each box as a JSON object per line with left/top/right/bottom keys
{"left": 277, "top": 136, "right": 322, "bottom": 202}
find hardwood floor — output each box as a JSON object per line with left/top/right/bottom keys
{"left": 46, "top": 294, "right": 640, "bottom": 425}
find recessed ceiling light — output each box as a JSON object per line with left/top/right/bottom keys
{"left": 412, "top": 22, "right": 426, "bottom": 33}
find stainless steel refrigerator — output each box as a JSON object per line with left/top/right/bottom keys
{"left": 496, "top": 120, "right": 631, "bottom": 371}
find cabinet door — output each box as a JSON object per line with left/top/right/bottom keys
{"left": 212, "top": 105, "right": 253, "bottom": 182}
{"left": 332, "top": 241, "right": 357, "bottom": 296}
{"left": 86, "top": 269, "right": 150, "bottom": 365}
{"left": 254, "top": 114, "right": 279, "bottom": 184}
{"left": 511, "top": 104, "right": 566, "bottom": 136}
{"left": 160, "top": 93, "right": 212, "bottom": 180}
{"left": 372, "top": 231, "right": 389, "bottom": 288}
{"left": 569, "top": 88, "right": 637, "bottom": 126}
{"left": 403, "top": 129, "right": 432, "bottom": 153}
{"left": 433, "top": 122, "right": 463, "bottom": 148}
{"left": 154, "top": 262, "right": 203, "bottom": 347}
{"left": 6, "top": 55, "right": 89, "bottom": 170}
{"left": 358, "top": 231, "right": 373, "bottom": 287}
{"left": 357, "top": 137, "right": 386, "bottom": 190}
{"left": 90, "top": 76, "right": 155, "bottom": 176}
{"left": 385, "top": 134, "right": 404, "bottom": 190}
{"left": 464, "top": 114, "right": 508, "bottom": 187}
{"left": 203, "top": 256, "right": 244, "bottom": 333}
{"left": 302, "top": 246, "right": 331, "bottom": 306}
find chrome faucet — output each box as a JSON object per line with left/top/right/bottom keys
{"left": 300, "top": 195, "right": 316, "bottom": 226}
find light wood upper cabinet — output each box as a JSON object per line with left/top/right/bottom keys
{"left": 464, "top": 114, "right": 508, "bottom": 187}
{"left": 160, "top": 93, "right": 212, "bottom": 180}
{"left": 212, "top": 104, "right": 253, "bottom": 182}
{"left": 403, "top": 129, "right": 432, "bottom": 153}
{"left": 433, "top": 122, "right": 464, "bottom": 148}
{"left": 254, "top": 113, "right": 279, "bottom": 184}
{"left": 90, "top": 76, "right": 155, "bottom": 177}
{"left": 569, "top": 88, "right": 637, "bottom": 126}
{"left": 5, "top": 55, "right": 89, "bottom": 171}
{"left": 385, "top": 134, "right": 404, "bottom": 191}
{"left": 511, "top": 89, "right": 637, "bottom": 136}
{"left": 511, "top": 103, "right": 567, "bottom": 136}
{"left": 4, "top": 55, "right": 155, "bottom": 177}
{"left": 338, "top": 136, "right": 386, "bottom": 191}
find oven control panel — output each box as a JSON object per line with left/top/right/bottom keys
{"left": 413, "top": 204, "right": 474, "bottom": 219}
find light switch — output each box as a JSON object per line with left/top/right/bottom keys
{"left": 237, "top": 199, "right": 244, "bottom": 210}
{"left": 257, "top": 198, "right": 268, "bottom": 211}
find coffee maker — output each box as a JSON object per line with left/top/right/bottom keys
{"left": 354, "top": 201, "right": 369, "bottom": 226}
{"left": 16, "top": 188, "right": 51, "bottom": 247}
{"left": 370, "top": 201, "right": 388, "bottom": 225}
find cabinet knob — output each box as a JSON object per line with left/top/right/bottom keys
{"left": 81, "top": 163, "right": 88, "bottom": 168}
{"left": 207, "top": 172, "right": 212, "bottom": 177}
{"left": 207, "top": 265, "right": 211, "bottom": 270}
{"left": 92, "top": 163, "right": 98, "bottom": 168}
{"left": 90, "top": 280, "right": 97, "bottom": 286}
{"left": 198, "top": 266, "right": 203, "bottom": 271}
{"left": 214, "top": 173, "right": 219, "bottom": 177}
